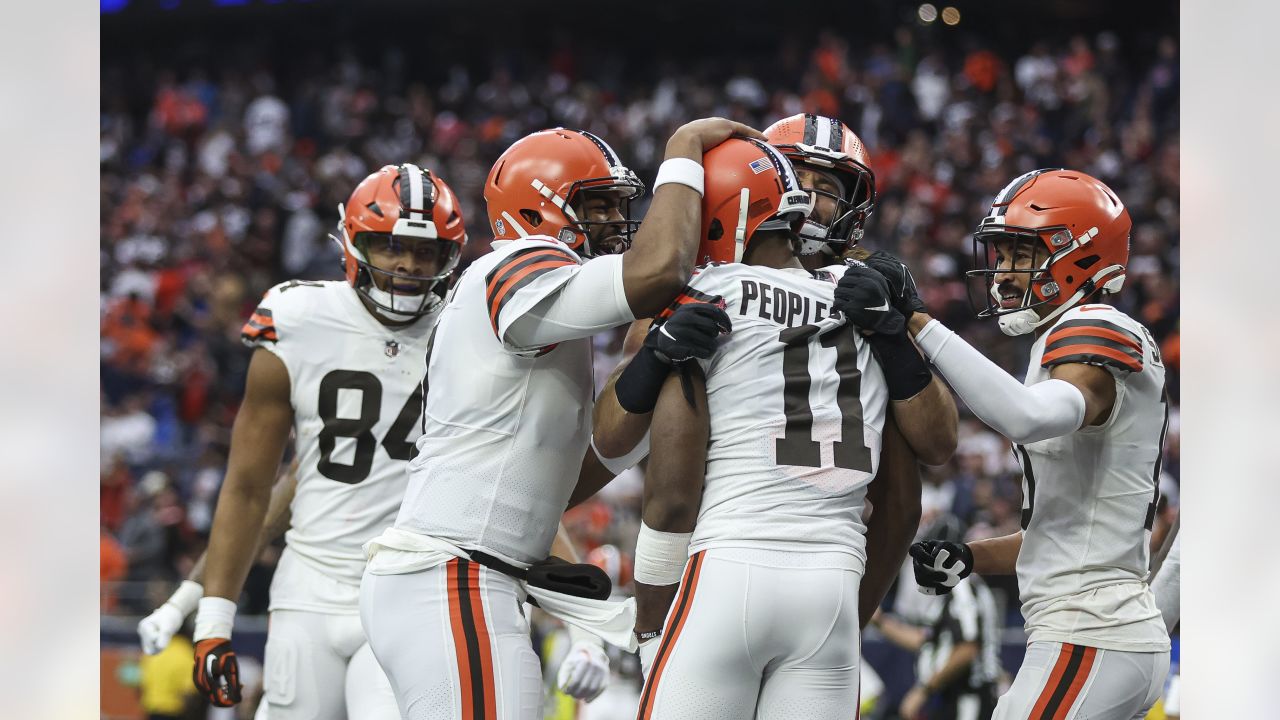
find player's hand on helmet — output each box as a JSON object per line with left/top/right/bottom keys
{"left": 193, "top": 638, "right": 243, "bottom": 707}
{"left": 910, "top": 540, "right": 974, "bottom": 596}
{"left": 138, "top": 603, "right": 186, "bottom": 655}
{"left": 670, "top": 117, "right": 768, "bottom": 153}
{"left": 864, "top": 251, "right": 927, "bottom": 317}
{"left": 645, "top": 302, "right": 732, "bottom": 365}
{"left": 557, "top": 639, "right": 610, "bottom": 702}
{"left": 833, "top": 260, "right": 906, "bottom": 335}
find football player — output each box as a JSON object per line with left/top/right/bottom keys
{"left": 358, "top": 118, "right": 762, "bottom": 720}
{"left": 184, "top": 164, "right": 467, "bottom": 719}
{"left": 624, "top": 137, "right": 936, "bottom": 719}
{"left": 760, "top": 112, "right": 961, "bottom": 626}
{"left": 593, "top": 114, "right": 956, "bottom": 638}
{"left": 853, "top": 169, "right": 1170, "bottom": 719}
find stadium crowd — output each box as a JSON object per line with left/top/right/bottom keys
{"left": 100, "top": 19, "right": 1180, "bottom": 645}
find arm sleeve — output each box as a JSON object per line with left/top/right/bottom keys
{"left": 498, "top": 252, "right": 634, "bottom": 351}
{"left": 914, "top": 320, "right": 1085, "bottom": 445}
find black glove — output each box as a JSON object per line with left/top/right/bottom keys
{"left": 909, "top": 540, "right": 974, "bottom": 596}
{"left": 864, "top": 250, "right": 926, "bottom": 317}
{"left": 832, "top": 260, "right": 906, "bottom": 335}
{"left": 645, "top": 302, "right": 732, "bottom": 364}
{"left": 193, "top": 638, "right": 243, "bottom": 707}
{"left": 615, "top": 301, "right": 731, "bottom": 414}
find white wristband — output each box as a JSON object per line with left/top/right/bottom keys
{"left": 193, "top": 596, "right": 237, "bottom": 641}
{"left": 652, "top": 158, "right": 705, "bottom": 197}
{"left": 166, "top": 580, "right": 204, "bottom": 617}
{"left": 633, "top": 521, "right": 692, "bottom": 586}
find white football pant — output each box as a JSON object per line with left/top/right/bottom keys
{"left": 361, "top": 558, "right": 543, "bottom": 720}
{"left": 261, "top": 609, "right": 398, "bottom": 720}
{"left": 993, "top": 641, "right": 1169, "bottom": 720}
{"left": 637, "top": 549, "right": 862, "bottom": 720}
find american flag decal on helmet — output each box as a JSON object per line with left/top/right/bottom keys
{"left": 748, "top": 157, "right": 771, "bottom": 174}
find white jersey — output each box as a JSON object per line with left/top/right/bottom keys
{"left": 682, "top": 263, "right": 888, "bottom": 570}
{"left": 241, "top": 280, "right": 438, "bottom": 612}
{"left": 392, "top": 237, "right": 633, "bottom": 565}
{"left": 1015, "top": 303, "right": 1170, "bottom": 651}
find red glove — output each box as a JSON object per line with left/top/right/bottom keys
{"left": 193, "top": 638, "right": 242, "bottom": 707}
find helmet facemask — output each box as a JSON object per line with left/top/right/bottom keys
{"left": 333, "top": 210, "right": 461, "bottom": 321}
{"left": 967, "top": 223, "right": 1097, "bottom": 336}
{"left": 790, "top": 156, "right": 875, "bottom": 258}
{"left": 557, "top": 168, "right": 646, "bottom": 258}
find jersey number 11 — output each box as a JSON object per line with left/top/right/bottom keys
{"left": 775, "top": 325, "right": 873, "bottom": 472}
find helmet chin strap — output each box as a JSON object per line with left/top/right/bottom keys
{"left": 366, "top": 285, "right": 435, "bottom": 322}
{"left": 733, "top": 188, "right": 750, "bottom": 263}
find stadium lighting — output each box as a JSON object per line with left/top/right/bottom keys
{"left": 918, "top": 3, "right": 938, "bottom": 23}
{"left": 942, "top": 6, "right": 961, "bottom": 25}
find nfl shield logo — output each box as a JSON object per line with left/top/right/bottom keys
{"left": 385, "top": 340, "right": 400, "bottom": 358}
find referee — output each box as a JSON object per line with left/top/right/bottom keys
{"left": 873, "top": 515, "right": 1000, "bottom": 720}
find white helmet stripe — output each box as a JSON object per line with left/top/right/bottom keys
{"left": 815, "top": 115, "right": 834, "bottom": 149}
{"left": 403, "top": 163, "right": 426, "bottom": 221}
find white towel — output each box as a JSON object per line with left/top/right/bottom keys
{"left": 364, "top": 527, "right": 638, "bottom": 651}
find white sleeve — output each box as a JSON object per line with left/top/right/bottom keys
{"left": 502, "top": 254, "right": 634, "bottom": 351}
{"left": 914, "top": 320, "right": 1085, "bottom": 445}
{"left": 592, "top": 430, "right": 650, "bottom": 475}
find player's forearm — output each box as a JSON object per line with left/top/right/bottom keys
{"left": 567, "top": 447, "right": 617, "bottom": 509}
{"left": 890, "top": 375, "right": 958, "bottom": 466}
{"left": 593, "top": 362, "right": 653, "bottom": 460}
{"left": 968, "top": 531, "right": 1022, "bottom": 576}
{"left": 859, "top": 423, "right": 922, "bottom": 627}
{"left": 619, "top": 137, "right": 705, "bottom": 318}
{"left": 912, "top": 317, "right": 1084, "bottom": 444}
{"left": 187, "top": 464, "right": 294, "bottom": 585}
{"left": 257, "top": 466, "right": 296, "bottom": 551}
{"left": 634, "top": 582, "right": 681, "bottom": 635}
{"left": 872, "top": 613, "right": 927, "bottom": 652}
{"left": 922, "top": 642, "right": 979, "bottom": 691}
{"left": 202, "top": 471, "right": 276, "bottom": 600}
{"left": 642, "top": 373, "right": 707, "bottom": 532}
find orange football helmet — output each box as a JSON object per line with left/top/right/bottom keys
{"left": 697, "top": 137, "right": 813, "bottom": 265}
{"left": 334, "top": 164, "right": 467, "bottom": 319}
{"left": 968, "top": 168, "right": 1131, "bottom": 336}
{"left": 763, "top": 113, "right": 876, "bottom": 256}
{"left": 484, "top": 128, "right": 644, "bottom": 257}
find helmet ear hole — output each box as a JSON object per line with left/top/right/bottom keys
{"left": 708, "top": 219, "right": 724, "bottom": 241}
{"left": 519, "top": 209, "right": 543, "bottom": 227}
{"left": 1074, "top": 254, "right": 1100, "bottom": 269}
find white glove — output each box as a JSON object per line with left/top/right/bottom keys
{"left": 556, "top": 639, "right": 610, "bottom": 702}
{"left": 637, "top": 635, "right": 662, "bottom": 680}
{"left": 138, "top": 580, "right": 203, "bottom": 655}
